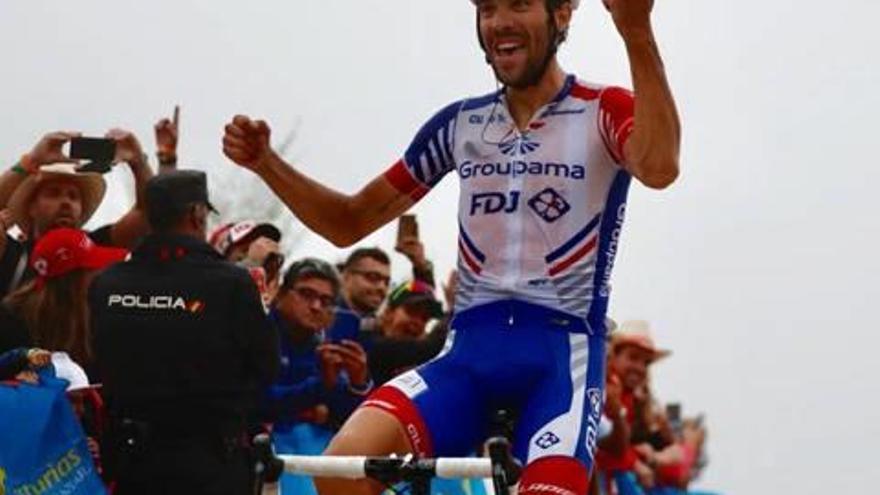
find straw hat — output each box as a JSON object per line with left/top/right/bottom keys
{"left": 7, "top": 163, "right": 106, "bottom": 228}
{"left": 611, "top": 320, "right": 671, "bottom": 362}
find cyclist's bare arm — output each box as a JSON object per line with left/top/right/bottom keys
{"left": 223, "top": 116, "right": 415, "bottom": 247}
{"left": 606, "top": 0, "right": 681, "bottom": 189}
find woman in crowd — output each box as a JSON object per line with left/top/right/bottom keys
{"left": 0, "top": 228, "right": 127, "bottom": 379}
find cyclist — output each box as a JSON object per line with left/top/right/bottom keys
{"left": 223, "top": 0, "right": 680, "bottom": 493}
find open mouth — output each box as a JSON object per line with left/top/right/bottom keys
{"left": 493, "top": 40, "right": 526, "bottom": 61}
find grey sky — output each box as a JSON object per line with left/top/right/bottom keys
{"left": 2, "top": 1, "right": 878, "bottom": 493}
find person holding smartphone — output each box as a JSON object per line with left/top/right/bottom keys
{"left": 224, "top": 0, "right": 680, "bottom": 493}
{"left": 0, "top": 130, "right": 153, "bottom": 299}
{"left": 264, "top": 258, "right": 372, "bottom": 495}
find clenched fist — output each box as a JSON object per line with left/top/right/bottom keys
{"left": 222, "top": 115, "right": 274, "bottom": 173}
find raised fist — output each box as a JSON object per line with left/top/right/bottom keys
{"left": 223, "top": 115, "right": 274, "bottom": 172}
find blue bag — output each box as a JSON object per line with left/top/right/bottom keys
{"left": 0, "top": 375, "right": 106, "bottom": 495}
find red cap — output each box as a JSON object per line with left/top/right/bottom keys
{"left": 31, "top": 228, "right": 128, "bottom": 281}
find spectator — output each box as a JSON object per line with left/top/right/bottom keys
{"left": 0, "top": 228, "right": 128, "bottom": 377}
{"left": 338, "top": 247, "right": 393, "bottom": 320}
{"left": 338, "top": 242, "right": 436, "bottom": 318}
{"left": 265, "top": 257, "right": 371, "bottom": 495}
{"left": 378, "top": 279, "right": 444, "bottom": 340}
{"left": 364, "top": 279, "right": 448, "bottom": 386}
{"left": 209, "top": 220, "right": 284, "bottom": 305}
{"left": 597, "top": 320, "right": 674, "bottom": 493}
{"left": 210, "top": 220, "right": 282, "bottom": 264}
{"left": 89, "top": 170, "right": 279, "bottom": 495}
{"left": 264, "top": 258, "right": 372, "bottom": 425}
{"left": 0, "top": 130, "right": 153, "bottom": 298}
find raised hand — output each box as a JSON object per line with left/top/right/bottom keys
{"left": 222, "top": 115, "right": 274, "bottom": 172}
{"left": 602, "top": 0, "right": 654, "bottom": 39}
{"left": 395, "top": 236, "right": 427, "bottom": 268}
{"left": 105, "top": 128, "right": 146, "bottom": 166}
{"left": 27, "top": 131, "right": 80, "bottom": 168}
{"left": 154, "top": 105, "right": 180, "bottom": 164}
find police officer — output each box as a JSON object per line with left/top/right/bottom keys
{"left": 90, "top": 170, "right": 279, "bottom": 495}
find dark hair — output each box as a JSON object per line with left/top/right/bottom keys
{"left": 282, "top": 258, "right": 341, "bottom": 295}
{"left": 343, "top": 247, "right": 390, "bottom": 272}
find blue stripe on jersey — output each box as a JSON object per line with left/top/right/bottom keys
{"left": 461, "top": 90, "right": 502, "bottom": 112}
{"left": 538, "top": 75, "right": 576, "bottom": 119}
{"left": 587, "top": 170, "right": 632, "bottom": 330}
{"left": 545, "top": 212, "right": 603, "bottom": 264}
{"left": 549, "top": 74, "right": 576, "bottom": 105}
{"left": 459, "top": 224, "right": 486, "bottom": 263}
{"left": 404, "top": 100, "right": 463, "bottom": 187}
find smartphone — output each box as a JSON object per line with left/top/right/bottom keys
{"left": 396, "top": 214, "right": 419, "bottom": 246}
{"left": 327, "top": 309, "right": 360, "bottom": 344}
{"left": 666, "top": 402, "right": 682, "bottom": 423}
{"left": 69, "top": 137, "right": 116, "bottom": 163}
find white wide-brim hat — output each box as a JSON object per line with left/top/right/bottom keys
{"left": 7, "top": 163, "right": 106, "bottom": 229}
{"left": 611, "top": 320, "right": 672, "bottom": 362}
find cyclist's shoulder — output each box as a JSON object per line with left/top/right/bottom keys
{"left": 460, "top": 88, "right": 503, "bottom": 112}
{"left": 415, "top": 90, "right": 502, "bottom": 133}
{"left": 567, "top": 78, "right": 633, "bottom": 106}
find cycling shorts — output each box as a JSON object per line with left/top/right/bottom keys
{"left": 361, "top": 299, "right": 607, "bottom": 471}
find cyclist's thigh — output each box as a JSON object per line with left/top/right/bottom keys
{"left": 369, "top": 345, "right": 488, "bottom": 458}
{"left": 318, "top": 408, "right": 412, "bottom": 495}
{"left": 513, "top": 331, "right": 606, "bottom": 470}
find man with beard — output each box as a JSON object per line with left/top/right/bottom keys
{"left": 223, "top": 0, "right": 680, "bottom": 493}
{"left": 0, "top": 131, "right": 153, "bottom": 298}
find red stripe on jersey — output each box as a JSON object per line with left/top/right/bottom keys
{"left": 361, "top": 385, "right": 434, "bottom": 458}
{"left": 570, "top": 82, "right": 601, "bottom": 102}
{"left": 548, "top": 236, "right": 598, "bottom": 277}
{"left": 384, "top": 159, "right": 429, "bottom": 200}
{"left": 459, "top": 240, "right": 482, "bottom": 274}
{"left": 598, "top": 87, "right": 635, "bottom": 164}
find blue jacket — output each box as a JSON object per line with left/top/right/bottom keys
{"left": 263, "top": 309, "right": 364, "bottom": 430}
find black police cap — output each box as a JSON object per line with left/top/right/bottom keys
{"left": 146, "top": 170, "right": 218, "bottom": 221}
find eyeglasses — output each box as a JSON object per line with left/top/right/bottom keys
{"left": 349, "top": 269, "right": 391, "bottom": 286}
{"left": 292, "top": 286, "right": 335, "bottom": 309}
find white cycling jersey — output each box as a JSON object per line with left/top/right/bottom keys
{"left": 385, "top": 75, "right": 635, "bottom": 327}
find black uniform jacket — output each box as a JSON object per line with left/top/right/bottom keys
{"left": 89, "top": 233, "right": 279, "bottom": 431}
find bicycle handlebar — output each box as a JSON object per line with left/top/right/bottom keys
{"left": 253, "top": 434, "right": 521, "bottom": 495}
